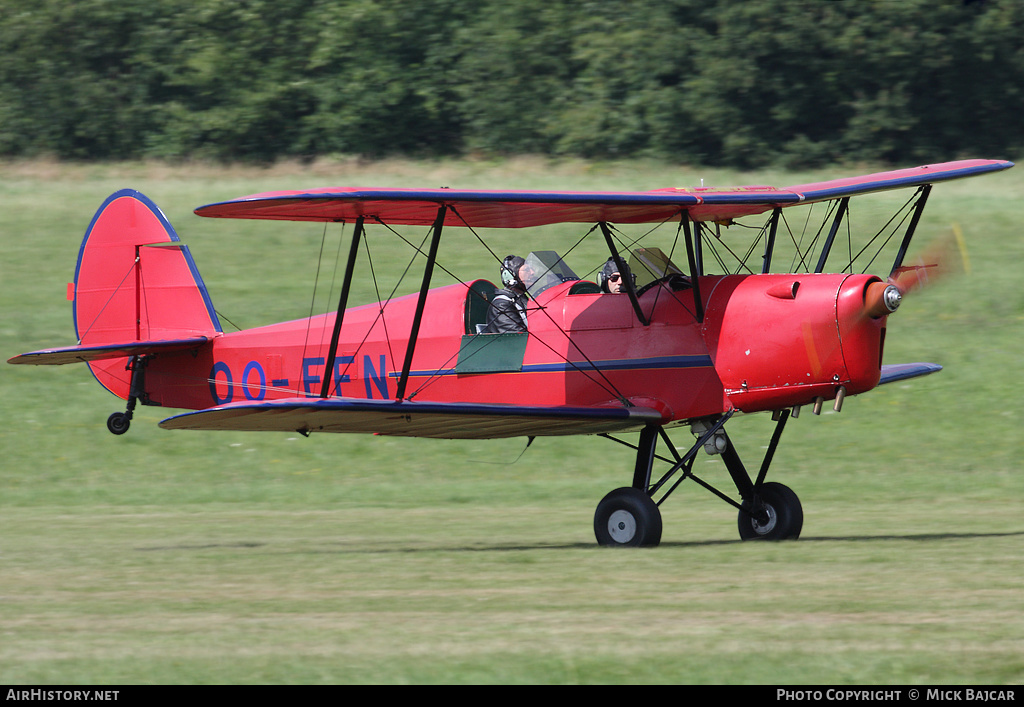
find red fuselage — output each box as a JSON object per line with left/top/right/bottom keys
{"left": 136, "top": 272, "right": 887, "bottom": 425}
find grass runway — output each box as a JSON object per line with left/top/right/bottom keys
{"left": 1, "top": 158, "right": 1021, "bottom": 684}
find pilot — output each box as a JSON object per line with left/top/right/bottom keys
{"left": 598, "top": 257, "right": 633, "bottom": 294}
{"left": 484, "top": 255, "right": 530, "bottom": 333}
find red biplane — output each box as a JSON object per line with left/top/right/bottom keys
{"left": 9, "top": 159, "right": 1012, "bottom": 546}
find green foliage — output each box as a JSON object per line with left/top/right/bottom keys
{"left": 1, "top": 0, "right": 1023, "bottom": 165}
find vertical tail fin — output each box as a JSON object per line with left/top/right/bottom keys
{"left": 72, "top": 190, "right": 221, "bottom": 398}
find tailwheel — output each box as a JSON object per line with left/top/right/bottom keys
{"left": 106, "top": 412, "right": 131, "bottom": 435}
{"left": 737, "top": 482, "right": 803, "bottom": 540}
{"left": 594, "top": 487, "right": 663, "bottom": 547}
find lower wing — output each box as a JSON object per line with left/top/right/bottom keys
{"left": 158, "top": 397, "right": 667, "bottom": 439}
{"left": 879, "top": 362, "right": 942, "bottom": 385}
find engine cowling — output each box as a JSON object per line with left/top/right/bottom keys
{"left": 702, "top": 273, "right": 888, "bottom": 413}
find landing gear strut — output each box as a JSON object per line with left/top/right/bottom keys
{"left": 593, "top": 425, "right": 663, "bottom": 547}
{"left": 595, "top": 410, "right": 803, "bottom": 546}
{"left": 107, "top": 356, "right": 149, "bottom": 435}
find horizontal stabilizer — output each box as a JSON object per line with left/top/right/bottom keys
{"left": 879, "top": 362, "right": 942, "bottom": 385}
{"left": 159, "top": 397, "right": 666, "bottom": 439}
{"left": 8, "top": 337, "right": 212, "bottom": 366}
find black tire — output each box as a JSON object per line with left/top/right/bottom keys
{"left": 594, "top": 487, "right": 663, "bottom": 547}
{"left": 737, "top": 482, "right": 803, "bottom": 540}
{"left": 106, "top": 412, "right": 130, "bottom": 435}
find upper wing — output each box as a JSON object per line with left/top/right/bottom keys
{"left": 158, "top": 397, "right": 666, "bottom": 439}
{"left": 193, "top": 160, "right": 1012, "bottom": 228}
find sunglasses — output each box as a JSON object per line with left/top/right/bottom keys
{"left": 608, "top": 274, "right": 621, "bottom": 282}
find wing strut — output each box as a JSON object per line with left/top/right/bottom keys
{"left": 396, "top": 205, "right": 447, "bottom": 401}
{"left": 814, "top": 197, "right": 849, "bottom": 273}
{"left": 320, "top": 217, "right": 364, "bottom": 398}
{"left": 599, "top": 221, "right": 649, "bottom": 326}
{"left": 693, "top": 222, "right": 705, "bottom": 275}
{"left": 890, "top": 185, "right": 931, "bottom": 276}
{"left": 681, "top": 213, "right": 705, "bottom": 323}
{"left": 761, "top": 208, "right": 781, "bottom": 274}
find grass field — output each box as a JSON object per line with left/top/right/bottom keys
{"left": 1, "top": 157, "right": 1022, "bottom": 684}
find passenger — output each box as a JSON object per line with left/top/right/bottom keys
{"left": 484, "top": 255, "right": 530, "bottom": 333}
{"left": 598, "top": 258, "right": 633, "bottom": 294}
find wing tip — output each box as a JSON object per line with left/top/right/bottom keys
{"left": 879, "top": 362, "right": 943, "bottom": 385}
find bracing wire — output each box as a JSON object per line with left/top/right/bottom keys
{"left": 300, "top": 222, "right": 331, "bottom": 369}
{"left": 843, "top": 190, "right": 920, "bottom": 274}
{"left": 74, "top": 257, "right": 138, "bottom": 344}
{"left": 333, "top": 224, "right": 429, "bottom": 388}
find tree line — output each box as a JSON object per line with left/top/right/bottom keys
{"left": 1, "top": 0, "right": 1021, "bottom": 167}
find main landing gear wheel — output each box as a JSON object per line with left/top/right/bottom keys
{"left": 106, "top": 412, "right": 131, "bottom": 435}
{"left": 737, "top": 482, "right": 803, "bottom": 540}
{"left": 594, "top": 487, "right": 663, "bottom": 547}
